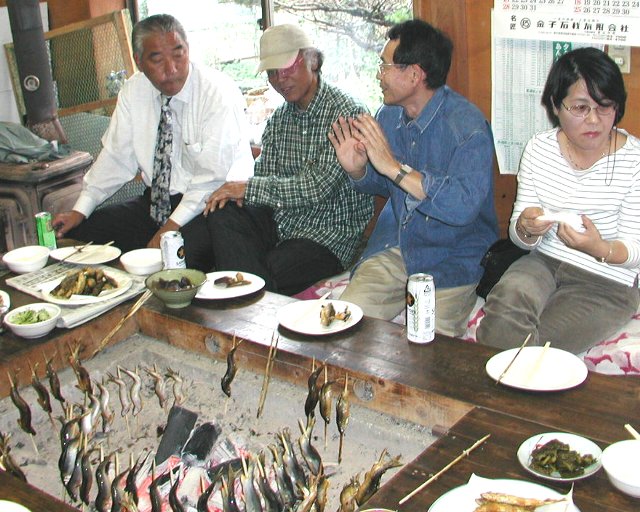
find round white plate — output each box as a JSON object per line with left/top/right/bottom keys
{"left": 195, "top": 271, "right": 265, "bottom": 300}
{"left": 429, "top": 477, "right": 579, "bottom": 511}
{"left": 0, "top": 290, "right": 10, "bottom": 311}
{"left": 277, "top": 299, "right": 363, "bottom": 336}
{"left": 517, "top": 432, "right": 602, "bottom": 482}
{"left": 486, "top": 346, "right": 588, "bottom": 391}
{"left": 40, "top": 270, "right": 132, "bottom": 305}
{"left": 50, "top": 244, "right": 122, "bottom": 264}
{"left": 0, "top": 501, "right": 31, "bottom": 512}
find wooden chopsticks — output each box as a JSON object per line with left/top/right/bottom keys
{"left": 495, "top": 333, "right": 532, "bottom": 385}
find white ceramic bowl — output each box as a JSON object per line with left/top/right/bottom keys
{"left": 0, "top": 501, "right": 32, "bottom": 512}
{"left": 120, "top": 248, "right": 163, "bottom": 275}
{"left": 4, "top": 303, "right": 61, "bottom": 339}
{"left": 602, "top": 439, "right": 640, "bottom": 498}
{"left": 2, "top": 245, "right": 50, "bottom": 274}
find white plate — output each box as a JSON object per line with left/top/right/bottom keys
{"left": 50, "top": 244, "right": 122, "bottom": 264}
{"left": 0, "top": 501, "right": 32, "bottom": 512}
{"left": 40, "top": 270, "right": 132, "bottom": 305}
{"left": 517, "top": 432, "right": 602, "bottom": 482}
{"left": 195, "top": 271, "right": 265, "bottom": 300}
{"left": 277, "top": 299, "right": 363, "bottom": 335}
{"left": 429, "top": 475, "right": 579, "bottom": 512}
{"left": 486, "top": 346, "right": 588, "bottom": 391}
{"left": 0, "top": 290, "right": 10, "bottom": 311}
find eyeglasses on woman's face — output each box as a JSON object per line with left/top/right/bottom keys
{"left": 267, "top": 54, "right": 304, "bottom": 80}
{"left": 561, "top": 101, "right": 616, "bottom": 118}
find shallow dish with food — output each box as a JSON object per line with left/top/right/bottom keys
{"left": 146, "top": 268, "right": 207, "bottom": 308}
{"left": 120, "top": 248, "right": 163, "bottom": 275}
{"left": 2, "top": 245, "right": 50, "bottom": 273}
{"left": 517, "top": 432, "right": 602, "bottom": 482}
{"left": 40, "top": 268, "right": 131, "bottom": 305}
{"left": 4, "top": 303, "right": 61, "bottom": 338}
{"left": 196, "top": 270, "right": 265, "bottom": 300}
{"left": 277, "top": 299, "right": 363, "bottom": 336}
{"left": 602, "top": 439, "right": 640, "bottom": 497}
{"left": 428, "top": 474, "right": 579, "bottom": 511}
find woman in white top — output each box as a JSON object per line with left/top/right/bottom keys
{"left": 477, "top": 47, "right": 640, "bottom": 354}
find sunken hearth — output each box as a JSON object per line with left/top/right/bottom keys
{"left": 0, "top": 334, "right": 435, "bottom": 511}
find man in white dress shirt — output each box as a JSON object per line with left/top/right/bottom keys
{"left": 53, "top": 14, "right": 254, "bottom": 270}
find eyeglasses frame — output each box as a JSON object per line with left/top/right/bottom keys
{"left": 561, "top": 101, "right": 616, "bottom": 118}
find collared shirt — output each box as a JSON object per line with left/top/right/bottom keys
{"left": 245, "top": 78, "right": 373, "bottom": 267}
{"left": 352, "top": 85, "right": 498, "bottom": 287}
{"left": 510, "top": 127, "right": 640, "bottom": 287}
{"left": 73, "top": 62, "right": 254, "bottom": 227}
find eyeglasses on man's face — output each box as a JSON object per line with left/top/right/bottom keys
{"left": 561, "top": 101, "right": 616, "bottom": 118}
{"left": 267, "top": 54, "right": 304, "bottom": 80}
{"left": 378, "top": 62, "right": 408, "bottom": 75}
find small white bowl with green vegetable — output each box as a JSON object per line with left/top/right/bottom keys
{"left": 4, "top": 303, "right": 61, "bottom": 338}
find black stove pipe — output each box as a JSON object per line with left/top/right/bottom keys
{"left": 7, "top": 0, "right": 67, "bottom": 143}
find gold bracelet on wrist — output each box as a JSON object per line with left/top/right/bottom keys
{"left": 597, "top": 242, "right": 614, "bottom": 263}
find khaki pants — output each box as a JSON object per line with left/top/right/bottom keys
{"left": 341, "top": 247, "right": 478, "bottom": 337}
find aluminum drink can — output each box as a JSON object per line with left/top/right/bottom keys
{"left": 160, "top": 231, "right": 186, "bottom": 269}
{"left": 35, "top": 211, "right": 57, "bottom": 250}
{"left": 406, "top": 273, "right": 435, "bottom": 343}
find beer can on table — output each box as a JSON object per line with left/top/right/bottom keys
{"left": 406, "top": 273, "right": 435, "bottom": 343}
{"left": 35, "top": 211, "right": 57, "bottom": 250}
{"left": 160, "top": 231, "right": 186, "bottom": 269}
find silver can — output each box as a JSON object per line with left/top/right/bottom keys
{"left": 406, "top": 273, "right": 435, "bottom": 344}
{"left": 160, "top": 231, "right": 186, "bottom": 269}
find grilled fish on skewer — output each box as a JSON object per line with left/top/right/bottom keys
{"left": 336, "top": 375, "right": 351, "bottom": 464}
{"left": 107, "top": 371, "right": 131, "bottom": 417}
{"left": 0, "top": 432, "right": 27, "bottom": 482}
{"left": 338, "top": 475, "right": 360, "bottom": 512}
{"left": 221, "top": 469, "right": 242, "bottom": 512}
{"left": 149, "top": 463, "right": 163, "bottom": 512}
{"left": 166, "top": 367, "right": 186, "bottom": 406}
{"left": 268, "top": 445, "right": 295, "bottom": 508}
{"left": 125, "top": 451, "right": 150, "bottom": 507}
{"left": 111, "top": 463, "right": 130, "bottom": 512}
{"left": 120, "top": 366, "right": 143, "bottom": 417}
{"left": 68, "top": 344, "right": 93, "bottom": 395}
{"left": 96, "top": 381, "right": 115, "bottom": 434}
{"left": 315, "top": 474, "right": 330, "bottom": 512}
{"left": 29, "top": 362, "right": 52, "bottom": 416}
{"left": 44, "top": 353, "right": 66, "bottom": 406}
{"left": 355, "top": 449, "right": 402, "bottom": 505}
{"left": 168, "top": 468, "right": 187, "bottom": 512}
{"left": 95, "top": 451, "right": 114, "bottom": 512}
{"left": 221, "top": 338, "right": 242, "bottom": 397}
{"left": 7, "top": 371, "right": 36, "bottom": 436}
{"left": 298, "top": 417, "right": 322, "bottom": 476}
{"left": 80, "top": 447, "right": 98, "bottom": 506}
{"left": 240, "top": 456, "right": 263, "bottom": 512}
{"left": 58, "top": 434, "right": 81, "bottom": 488}
{"left": 145, "top": 364, "right": 168, "bottom": 409}
{"left": 279, "top": 428, "right": 307, "bottom": 494}
{"left": 304, "top": 362, "right": 324, "bottom": 420}
{"left": 255, "top": 456, "right": 283, "bottom": 512}
{"left": 65, "top": 442, "right": 84, "bottom": 502}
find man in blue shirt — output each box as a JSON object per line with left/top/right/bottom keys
{"left": 329, "top": 19, "right": 498, "bottom": 337}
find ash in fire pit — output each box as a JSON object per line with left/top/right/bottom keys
{"left": 0, "top": 334, "right": 435, "bottom": 510}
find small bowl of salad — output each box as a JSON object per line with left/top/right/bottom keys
{"left": 4, "top": 303, "right": 61, "bottom": 338}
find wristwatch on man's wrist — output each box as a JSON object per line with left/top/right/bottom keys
{"left": 394, "top": 164, "right": 411, "bottom": 185}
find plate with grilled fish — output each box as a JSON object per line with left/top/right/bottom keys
{"left": 429, "top": 474, "right": 579, "bottom": 511}
{"left": 196, "top": 271, "right": 265, "bottom": 300}
{"left": 517, "top": 432, "right": 602, "bottom": 482}
{"left": 40, "top": 267, "right": 131, "bottom": 305}
{"left": 277, "top": 298, "right": 363, "bottom": 336}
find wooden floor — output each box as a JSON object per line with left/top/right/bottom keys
{"left": 1, "top": 279, "right": 639, "bottom": 511}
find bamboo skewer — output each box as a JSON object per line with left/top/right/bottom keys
{"left": 256, "top": 332, "right": 279, "bottom": 418}
{"left": 91, "top": 289, "right": 153, "bottom": 358}
{"left": 398, "top": 433, "right": 491, "bottom": 505}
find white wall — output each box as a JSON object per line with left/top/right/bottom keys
{"left": 0, "top": 3, "right": 49, "bottom": 124}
